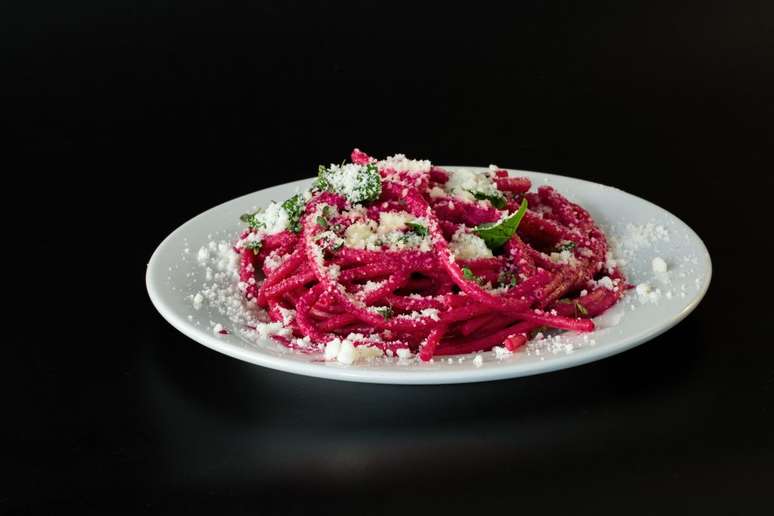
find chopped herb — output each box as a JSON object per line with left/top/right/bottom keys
{"left": 374, "top": 306, "right": 393, "bottom": 319}
{"left": 405, "top": 221, "right": 428, "bottom": 238}
{"left": 331, "top": 241, "right": 344, "bottom": 253}
{"left": 461, "top": 267, "right": 485, "bottom": 285}
{"left": 315, "top": 205, "right": 333, "bottom": 229}
{"left": 468, "top": 190, "right": 506, "bottom": 209}
{"left": 314, "top": 165, "right": 329, "bottom": 191}
{"left": 498, "top": 270, "right": 519, "bottom": 288}
{"left": 474, "top": 198, "right": 528, "bottom": 250}
{"left": 556, "top": 241, "right": 576, "bottom": 252}
{"left": 244, "top": 240, "right": 262, "bottom": 255}
{"left": 239, "top": 209, "right": 264, "bottom": 229}
{"left": 281, "top": 194, "right": 305, "bottom": 233}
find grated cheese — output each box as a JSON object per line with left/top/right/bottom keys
{"left": 377, "top": 153, "right": 432, "bottom": 173}
{"left": 449, "top": 229, "right": 493, "bottom": 260}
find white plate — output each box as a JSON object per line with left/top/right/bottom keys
{"left": 146, "top": 168, "right": 711, "bottom": 384}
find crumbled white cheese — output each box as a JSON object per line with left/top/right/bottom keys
{"left": 396, "top": 348, "right": 413, "bottom": 359}
{"left": 377, "top": 211, "right": 413, "bottom": 234}
{"left": 635, "top": 282, "right": 662, "bottom": 304}
{"left": 417, "top": 308, "right": 440, "bottom": 321}
{"left": 256, "top": 201, "right": 290, "bottom": 235}
{"left": 652, "top": 256, "right": 668, "bottom": 273}
{"left": 193, "top": 239, "right": 262, "bottom": 328}
{"left": 277, "top": 307, "right": 296, "bottom": 325}
{"left": 596, "top": 276, "right": 615, "bottom": 290}
{"left": 604, "top": 250, "right": 621, "bottom": 272}
{"left": 256, "top": 322, "right": 292, "bottom": 339}
{"left": 263, "top": 251, "right": 284, "bottom": 271}
{"left": 324, "top": 339, "right": 341, "bottom": 361}
{"left": 361, "top": 280, "right": 385, "bottom": 294}
{"left": 443, "top": 168, "right": 499, "bottom": 202}
{"left": 429, "top": 186, "right": 446, "bottom": 198}
{"left": 473, "top": 354, "right": 484, "bottom": 367}
{"left": 192, "top": 292, "right": 204, "bottom": 310}
{"left": 493, "top": 346, "right": 512, "bottom": 359}
{"left": 196, "top": 247, "right": 210, "bottom": 265}
{"left": 324, "top": 335, "right": 384, "bottom": 365}
{"left": 549, "top": 249, "right": 579, "bottom": 267}
{"left": 323, "top": 163, "right": 378, "bottom": 203}
{"left": 377, "top": 153, "right": 432, "bottom": 173}
{"left": 449, "top": 229, "right": 493, "bottom": 259}
{"left": 344, "top": 211, "right": 430, "bottom": 252}
{"left": 344, "top": 221, "right": 379, "bottom": 249}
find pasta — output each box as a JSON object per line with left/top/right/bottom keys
{"left": 235, "top": 149, "right": 628, "bottom": 362}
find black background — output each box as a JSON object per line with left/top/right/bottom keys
{"left": 8, "top": 1, "right": 774, "bottom": 514}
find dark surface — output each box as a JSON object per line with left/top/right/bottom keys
{"left": 8, "top": 2, "right": 774, "bottom": 514}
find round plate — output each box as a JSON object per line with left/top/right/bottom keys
{"left": 146, "top": 168, "right": 711, "bottom": 384}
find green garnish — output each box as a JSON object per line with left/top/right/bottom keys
{"left": 281, "top": 194, "right": 305, "bottom": 233}
{"left": 314, "top": 165, "right": 329, "bottom": 191}
{"left": 374, "top": 306, "right": 393, "bottom": 319}
{"left": 469, "top": 190, "right": 506, "bottom": 209}
{"left": 239, "top": 209, "right": 264, "bottom": 229}
{"left": 474, "top": 198, "right": 528, "bottom": 250}
{"left": 405, "top": 222, "right": 428, "bottom": 238}
{"left": 244, "top": 240, "right": 262, "bottom": 255}
{"left": 315, "top": 163, "right": 382, "bottom": 203}
{"left": 315, "top": 205, "right": 333, "bottom": 229}
{"left": 556, "top": 241, "right": 576, "bottom": 252}
{"left": 498, "top": 270, "right": 519, "bottom": 288}
{"left": 331, "top": 241, "right": 344, "bottom": 253}
{"left": 461, "top": 267, "right": 485, "bottom": 285}
{"left": 241, "top": 194, "right": 306, "bottom": 233}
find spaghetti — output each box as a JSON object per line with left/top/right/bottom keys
{"left": 235, "top": 149, "right": 628, "bottom": 363}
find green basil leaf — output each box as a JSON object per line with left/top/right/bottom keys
{"left": 474, "top": 198, "right": 528, "bottom": 250}
{"left": 374, "top": 306, "right": 393, "bottom": 319}
{"left": 469, "top": 190, "right": 506, "bottom": 209}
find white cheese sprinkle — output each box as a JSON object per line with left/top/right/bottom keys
{"left": 377, "top": 153, "right": 432, "bottom": 173}
{"left": 257, "top": 202, "right": 290, "bottom": 235}
{"left": 443, "top": 168, "right": 499, "bottom": 202}
{"left": 652, "top": 256, "right": 668, "bottom": 273}
{"left": 192, "top": 292, "right": 204, "bottom": 310}
{"left": 449, "top": 229, "right": 493, "bottom": 260}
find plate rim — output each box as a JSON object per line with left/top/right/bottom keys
{"left": 146, "top": 168, "right": 712, "bottom": 384}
